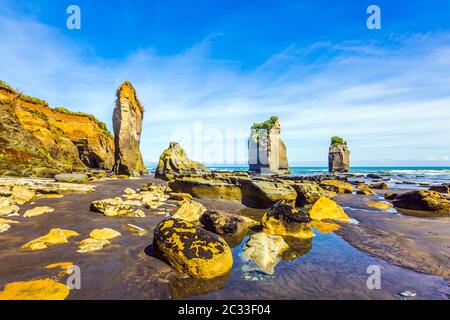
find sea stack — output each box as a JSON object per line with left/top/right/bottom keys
{"left": 248, "top": 116, "right": 289, "bottom": 174}
{"left": 328, "top": 136, "right": 350, "bottom": 173}
{"left": 112, "top": 81, "right": 147, "bottom": 176}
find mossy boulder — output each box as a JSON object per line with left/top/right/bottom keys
{"left": 393, "top": 190, "right": 450, "bottom": 215}
{"left": 262, "top": 201, "right": 313, "bottom": 238}
{"left": 319, "top": 180, "right": 354, "bottom": 194}
{"left": 153, "top": 219, "right": 233, "bottom": 279}
{"left": 284, "top": 180, "right": 336, "bottom": 206}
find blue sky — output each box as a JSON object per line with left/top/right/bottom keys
{"left": 1, "top": 0, "right": 450, "bottom": 166}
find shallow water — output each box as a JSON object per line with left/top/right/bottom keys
{"left": 0, "top": 176, "right": 449, "bottom": 300}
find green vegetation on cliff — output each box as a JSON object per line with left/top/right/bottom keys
{"left": 331, "top": 136, "right": 346, "bottom": 145}
{"left": 251, "top": 116, "right": 279, "bottom": 131}
{"left": 52, "top": 106, "right": 111, "bottom": 136}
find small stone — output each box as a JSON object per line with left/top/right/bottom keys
{"left": 0, "top": 278, "right": 70, "bottom": 300}
{"left": 89, "top": 228, "right": 121, "bottom": 240}
{"left": 123, "top": 188, "right": 136, "bottom": 195}
{"left": 367, "top": 201, "right": 393, "bottom": 211}
{"left": 77, "top": 238, "right": 110, "bottom": 253}
{"left": 0, "top": 223, "right": 11, "bottom": 233}
{"left": 399, "top": 290, "right": 416, "bottom": 297}
{"left": 21, "top": 229, "right": 79, "bottom": 250}
{"left": 23, "top": 206, "right": 55, "bottom": 218}
{"left": 11, "top": 186, "right": 35, "bottom": 205}
{"left": 124, "top": 224, "right": 147, "bottom": 236}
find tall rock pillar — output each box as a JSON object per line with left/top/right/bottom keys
{"left": 248, "top": 116, "right": 290, "bottom": 175}
{"left": 328, "top": 136, "right": 350, "bottom": 173}
{"left": 112, "top": 81, "right": 147, "bottom": 176}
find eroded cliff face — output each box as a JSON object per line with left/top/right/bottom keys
{"left": 112, "top": 81, "right": 147, "bottom": 176}
{"left": 328, "top": 142, "right": 350, "bottom": 173}
{"left": 248, "top": 118, "right": 290, "bottom": 175}
{"left": 0, "top": 81, "right": 114, "bottom": 176}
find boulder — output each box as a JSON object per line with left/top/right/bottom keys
{"left": 90, "top": 198, "right": 142, "bottom": 217}
{"left": 367, "top": 201, "right": 393, "bottom": 211}
{"left": 393, "top": 190, "right": 450, "bottom": 215}
{"left": 261, "top": 201, "right": 313, "bottom": 238}
{"left": 384, "top": 192, "right": 398, "bottom": 200}
{"left": 319, "top": 180, "right": 354, "bottom": 194}
{"left": 153, "top": 219, "right": 233, "bottom": 279}
{"left": 11, "top": 186, "right": 35, "bottom": 204}
{"left": 248, "top": 117, "right": 290, "bottom": 174}
{"left": 284, "top": 180, "right": 336, "bottom": 206}
{"left": 172, "top": 200, "right": 207, "bottom": 223}
{"left": 155, "top": 142, "right": 207, "bottom": 180}
{"left": 112, "top": 81, "right": 147, "bottom": 176}
{"left": 328, "top": 137, "right": 350, "bottom": 172}
{"left": 241, "top": 179, "right": 297, "bottom": 208}
{"left": 199, "top": 210, "right": 254, "bottom": 237}
{"left": 357, "top": 187, "right": 376, "bottom": 195}
{"left": 23, "top": 206, "right": 55, "bottom": 218}
{"left": 429, "top": 184, "right": 450, "bottom": 194}
{"left": 54, "top": 173, "right": 89, "bottom": 184}
{"left": 241, "top": 232, "right": 289, "bottom": 275}
{"left": 368, "top": 182, "right": 389, "bottom": 190}
{"left": 308, "top": 196, "right": 350, "bottom": 222}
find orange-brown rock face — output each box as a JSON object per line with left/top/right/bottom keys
{"left": 112, "top": 82, "right": 147, "bottom": 176}
{"left": 0, "top": 81, "right": 114, "bottom": 176}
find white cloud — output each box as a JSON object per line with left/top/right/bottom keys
{"left": 0, "top": 10, "right": 449, "bottom": 166}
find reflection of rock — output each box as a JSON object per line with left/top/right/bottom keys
{"left": 172, "top": 200, "right": 207, "bottom": 224}
{"left": 282, "top": 237, "right": 312, "bottom": 260}
{"left": 308, "top": 196, "right": 350, "bottom": 222}
{"left": 367, "top": 201, "right": 393, "bottom": 211}
{"left": 262, "top": 202, "right": 313, "bottom": 239}
{"left": 21, "top": 229, "right": 79, "bottom": 250}
{"left": 168, "top": 274, "right": 229, "bottom": 300}
{"left": 319, "top": 180, "right": 353, "bottom": 194}
{"left": 328, "top": 138, "right": 350, "bottom": 172}
{"left": 241, "top": 232, "right": 289, "bottom": 275}
{"left": 284, "top": 180, "right": 336, "bottom": 206}
{"left": 311, "top": 221, "right": 340, "bottom": 234}
{"left": 0, "top": 278, "right": 70, "bottom": 300}
{"left": 393, "top": 190, "right": 450, "bottom": 215}
{"left": 155, "top": 142, "right": 207, "bottom": 180}
{"left": 248, "top": 117, "right": 290, "bottom": 174}
{"left": 112, "top": 81, "right": 147, "bottom": 176}
{"left": 153, "top": 219, "right": 233, "bottom": 279}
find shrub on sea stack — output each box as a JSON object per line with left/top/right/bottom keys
{"left": 308, "top": 196, "right": 350, "bottom": 222}
{"left": 153, "top": 219, "right": 233, "bottom": 279}
{"left": 262, "top": 201, "right": 314, "bottom": 239}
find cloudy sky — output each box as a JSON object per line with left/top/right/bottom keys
{"left": 1, "top": 0, "right": 450, "bottom": 166}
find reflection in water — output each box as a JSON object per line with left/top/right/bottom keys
{"left": 311, "top": 221, "right": 341, "bottom": 234}
{"left": 282, "top": 237, "right": 312, "bottom": 261}
{"left": 168, "top": 274, "right": 229, "bottom": 300}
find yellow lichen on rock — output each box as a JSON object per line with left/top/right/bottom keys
{"left": 153, "top": 219, "right": 233, "bottom": 279}
{"left": 312, "top": 221, "right": 341, "bottom": 234}
{"left": 21, "top": 229, "right": 79, "bottom": 250}
{"left": 367, "top": 201, "right": 393, "bottom": 211}
{"left": 308, "top": 196, "right": 350, "bottom": 222}
{"left": 0, "top": 278, "right": 70, "bottom": 300}
{"left": 89, "top": 228, "right": 121, "bottom": 240}
{"left": 320, "top": 180, "right": 354, "bottom": 194}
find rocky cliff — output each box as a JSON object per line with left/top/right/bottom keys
{"left": 155, "top": 142, "right": 207, "bottom": 180}
{"left": 112, "top": 81, "right": 147, "bottom": 176}
{"left": 0, "top": 81, "right": 114, "bottom": 177}
{"left": 328, "top": 136, "right": 350, "bottom": 172}
{"left": 248, "top": 116, "right": 290, "bottom": 174}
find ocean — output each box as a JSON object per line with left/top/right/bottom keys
{"left": 148, "top": 166, "right": 450, "bottom": 188}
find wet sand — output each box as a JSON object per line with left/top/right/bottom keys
{"left": 0, "top": 176, "right": 449, "bottom": 300}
